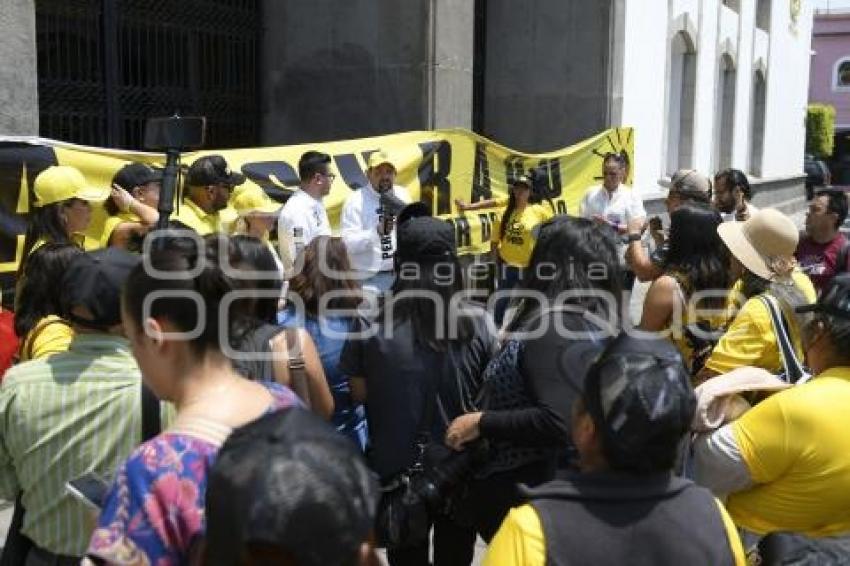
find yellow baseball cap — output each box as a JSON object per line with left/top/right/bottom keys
{"left": 367, "top": 150, "right": 396, "bottom": 170}
{"left": 230, "top": 185, "right": 282, "bottom": 215}
{"left": 33, "top": 165, "right": 109, "bottom": 207}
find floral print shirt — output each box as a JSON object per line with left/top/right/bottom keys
{"left": 86, "top": 382, "right": 299, "bottom": 565}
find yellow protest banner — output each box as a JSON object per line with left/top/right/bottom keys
{"left": 0, "top": 127, "right": 633, "bottom": 287}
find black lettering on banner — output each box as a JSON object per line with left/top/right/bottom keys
{"left": 537, "top": 157, "right": 563, "bottom": 199}
{"left": 241, "top": 161, "right": 299, "bottom": 201}
{"left": 478, "top": 213, "right": 492, "bottom": 242}
{"left": 450, "top": 216, "right": 471, "bottom": 248}
{"left": 556, "top": 200, "right": 568, "bottom": 215}
{"left": 418, "top": 141, "right": 452, "bottom": 215}
{"left": 336, "top": 153, "right": 372, "bottom": 190}
{"left": 471, "top": 142, "right": 492, "bottom": 203}
{"left": 504, "top": 155, "right": 525, "bottom": 184}
{"left": 0, "top": 144, "right": 58, "bottom": 288}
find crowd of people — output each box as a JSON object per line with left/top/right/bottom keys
{"left": 0, "top": 147, "right": 848, "bottom": 566}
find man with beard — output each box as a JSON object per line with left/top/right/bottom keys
{"left": 341, "top": 151, "right": 411, "bottom": 292}
{"left": 173, "top": 155, "right": 245, "bottom": 235}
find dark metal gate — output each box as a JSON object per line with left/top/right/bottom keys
{"left": 35, "top": 0, "right": 260, "bottom": 149}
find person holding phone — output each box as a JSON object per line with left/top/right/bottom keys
{"left": 579, "top": 153, "right": 646, "bottom": 288}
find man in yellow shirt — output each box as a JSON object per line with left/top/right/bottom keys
{"left": 172, "top": 154, "right": 245, "bottom": 235}
{"left": 694, "top": 274, "right": 850, "bottom": 540}
{"left": 485, "top": 334, "right": 745, "bottom": 566}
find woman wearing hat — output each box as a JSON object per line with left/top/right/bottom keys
{"left": 229, "top": 184, "right": 285, "bottom": 275}
{"left": 694, "top": 209, "right": 817, "bottom": 384}
{"left": 694, "top": 274, "right": 850, "bottom": 547}
{"left": 19, "top": 165, "right": 109, "bottom": 274}
{"left": 100, "top": 162, "right": 161, "bottom": 250}
{"left": 457, "top": 173, "right": 555, "bottom": 326}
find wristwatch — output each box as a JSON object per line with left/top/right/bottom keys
{"left": 626, "top": 233, "right": 642, "bottom": 243}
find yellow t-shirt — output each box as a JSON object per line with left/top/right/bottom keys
{"left": 705, "top": 271, "right": 817, "bottom": 375}
{"left": 98, "top": 212, "right": 140, "bottom": 247}
{"left": 484, "top": 501, "right": 746, "bottom": 566}
{"left": 29, "top": 232, "right": 93, "bottom": 256}
{"left": 172, "top": 199, "right": 218, "bottom": 235}
{"left": 492, "top": 203, "right": 554, "bottom": 268}
{"left": 729, "top": 366, "right": 850, "bottom": 537}
{"left": 18, "top": 315, "right": 74, "bottom": 362}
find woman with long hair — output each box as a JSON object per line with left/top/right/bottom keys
{"left": 457, "top": 173, "right": 555, "bottom": 325}
{"left": 14, "top": 243, "right": 83, "bottom": 361}
{"left": 87, "top": 235, "right": 301, "bottom": 565}
{"left": 340, "top": 215, "right": 497, "bottom": 566}
{"left": 445, "top": 216, "right": 622, "bottom": 541}
{"left": 282, "top": 235, "right": 368, "bottom": 449}
{"left": 19, "top": 166, "right": 107, "bottom": 275}
{"left": 227, "top": 234, "right": 334, "bottom": 419}
{"left": 639, "top": 203, "right": 733, "bottom": 374}
{"left": 695, "top": 209, "right": 816, "bottom": 384}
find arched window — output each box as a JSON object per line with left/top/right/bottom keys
{"left": 722, "top": 0, "right": 741, "bottom": 13}
{"left": 750, "top": 70, "right": 766, "bottom": 177}
{"left": 836, "top": 58, "right": 850, "bottom": 90}
{"left": 666, "top": 32, "right": 697, "bottom": 175}
{"left": 714, "top": 54, "right": 736, "bottom": 171}
{"left": 756, "top": 0, "right": 770, "bottom": 31}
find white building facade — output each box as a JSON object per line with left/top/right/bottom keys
{"left": 611, "top": 0, "right": 814, "bottom": 206}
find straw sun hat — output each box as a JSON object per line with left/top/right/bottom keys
{"left": 717, "top": 208, "right": 799, "bottom": 281}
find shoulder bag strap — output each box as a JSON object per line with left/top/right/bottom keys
{"left": 284, "top": 327, "right": 311, "bottom": 409}
{"left": 758, "top": 295, "right": 807, "bottom": 384}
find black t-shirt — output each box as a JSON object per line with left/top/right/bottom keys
{"left": 339, "top": 304, "right": 497, "bottom": 480}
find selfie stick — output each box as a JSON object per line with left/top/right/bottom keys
{"left": 142, "top": 114, "right": 207, "bottom": 240}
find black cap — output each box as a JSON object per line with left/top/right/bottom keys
{"left": 62, "top": 248, "right": 140, "bottom": 329}
{"left": 583, "top": 333, "right": 695, "bottom": 459}
{"left": 205, "top": 408, "right": 378, "bottom": 566}
{"left": 796, "top": 273, "right": 850, "bottom": 320}
{"left": 186, "top": 155, "right": 246, "bottom": 187}
{"left": 111, "top": 162, "right": 163, "bottom": 191}
{"left": 396, "top": 216, "right": 456, "bottom": 261}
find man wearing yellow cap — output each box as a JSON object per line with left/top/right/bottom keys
{"left": 340, "top": 150, "right": 411, "bottom": 292}
{"left": 22, "top": 165, "right": 109, "bottom": 268}
{"left": 172, "top": 155, "right": 245, "bottom": 235}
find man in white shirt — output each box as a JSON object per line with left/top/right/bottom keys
{"left": 341, "top": 151, "right": 411, "bottom": 292}
{"left": 278, "top": 151, "right": 333, "bottom": 272}
{"left": 579, "top": 152, "right": 646, "bottom": 288}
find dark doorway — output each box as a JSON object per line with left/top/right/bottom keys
{"left": 35, "top": 0, "right": 261, "bottom": 149}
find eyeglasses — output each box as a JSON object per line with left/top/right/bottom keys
{"left": 322, "top": 172, "right": 337, "bottom": 182}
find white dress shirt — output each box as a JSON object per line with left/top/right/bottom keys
{"left": 341, "top": 184, "right": 411, "bottom": 273}
{"left": 579, "top": 184, "right": 647, "bottom": 227}
{"left": 579, "top": 184, "right": 647, "bottom": 265}
{"left": 277, "top": 189, "right": 331, "bottom": 262}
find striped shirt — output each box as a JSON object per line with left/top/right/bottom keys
{"left": 0, "top": 334, "right": 146, "bottom": 556}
